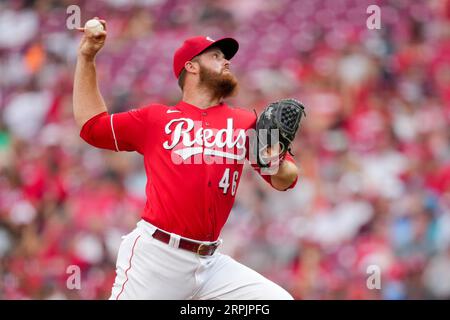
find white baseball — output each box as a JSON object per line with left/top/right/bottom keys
{"left": 84, "top": 19, "right": 104, "bottom": 34}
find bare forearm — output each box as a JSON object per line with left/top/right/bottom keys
{"left": 73, "top": 55, "right": 108, "bottom": 128}
{"left": 270, "top": 160, "right": 298, "bottom": 191}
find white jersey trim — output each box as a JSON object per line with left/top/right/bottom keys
{"left": 110, "top": 114, "right": 120, "bottom": 152}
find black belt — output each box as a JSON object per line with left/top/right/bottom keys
{"left": 152, "top": 228, "right": 220, "bottom": 256}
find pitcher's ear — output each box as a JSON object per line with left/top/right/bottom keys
{"left": 184, "top": 60, "right": 199, "bottom": 74}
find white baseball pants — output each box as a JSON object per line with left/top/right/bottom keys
{"left": 109, "top": 220, "right": 293, "bottom": 300}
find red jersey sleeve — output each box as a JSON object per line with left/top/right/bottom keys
{"left": 79, "top": 107, "right": 149, "bottom": 154}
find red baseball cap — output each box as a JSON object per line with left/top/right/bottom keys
{"left": 173, "top": 36, "right": 239, "bottom": 78}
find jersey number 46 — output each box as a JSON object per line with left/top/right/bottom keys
{"left": 219, "top": 168, "right": 239, "bottom": 196}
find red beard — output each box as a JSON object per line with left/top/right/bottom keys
{"left": 198, "top": 64, "right": 239, "bottom": 101}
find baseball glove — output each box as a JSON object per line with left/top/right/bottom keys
{"left": 255, "top": 98, "right": 306, "bottom": 168}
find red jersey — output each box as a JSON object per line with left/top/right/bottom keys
{"left": 80, "top": 101, "right": 298, "bottom": 241}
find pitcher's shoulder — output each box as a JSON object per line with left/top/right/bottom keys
{"left": 129, "top": 103, "right": 171, "bottom": 117}
{"left": 226, "top": 105, "right": 257, "bottom": 128}
{"left": 138, "top": 103, "right": 170, "bottom": 112}
{"left": 122, "top": 103, "right": 172, "bottom": 127}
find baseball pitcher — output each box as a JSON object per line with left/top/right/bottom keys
{"left": 73, "top": 18, "right": 306, "bottom": 300}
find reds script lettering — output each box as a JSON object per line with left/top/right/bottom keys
{"left": 163, "top": 117, "right": 246, "bottom": 161}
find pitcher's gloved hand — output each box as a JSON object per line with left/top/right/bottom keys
{"left": 255, "top": 98, "right": 306, "bottom": 168}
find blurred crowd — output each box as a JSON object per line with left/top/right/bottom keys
{"left": 1, "top": 0, "right": 450, "bottom": 299}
